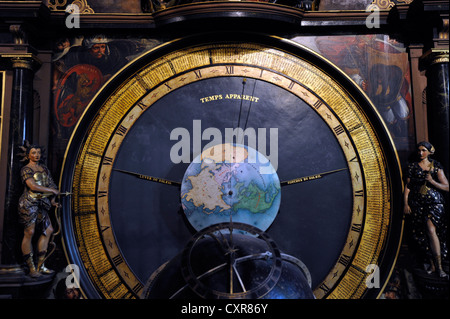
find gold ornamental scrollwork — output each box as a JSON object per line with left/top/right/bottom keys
{"left": 47, "top": 0, "right": 95, "bottom": 13}
{"left": 47, "top": 0, "right": 68, "bottom": 11}
{"left": 370, "top": 0, "right": 413, "bottom": 10}
{"left": 439, "top": 19, "right": 449, "bottom": 41}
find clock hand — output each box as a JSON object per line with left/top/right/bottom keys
{"left": 228, "top": 214, "right": 235, "bottom": 294}
{"left": 32, "top": 191, "right": 72, "bottom": 198}
{"left": 236, "top": 78, "right": 247, "bottom": 139}
{"left": 242, "top": 78, "right": 257, "bottom": 141}
{"left": 235, "top": 78, "right": 257, "bottom": 145}
{"left": 113, "top": 168, "right": 181, "bottom": 187}
{"left": 229, "top": 252, "right": 234, "bottom": 294}
{"left": 280, "top": 167, "right": 348, "bottom": 186}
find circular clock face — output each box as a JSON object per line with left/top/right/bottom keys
{"left": 60, "top": 33, "right": 403, "bottom": 299}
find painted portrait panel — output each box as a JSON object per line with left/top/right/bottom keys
{"left": 293, "top": 34, "right": 415, "bottom": 161}
{"left": 50, "top": 35, "right": 161, "bottom": 169}
{"left": 52, "top": 35, "right": 160, "bottom": 132}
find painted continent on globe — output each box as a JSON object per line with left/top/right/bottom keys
{"left": 181, "top": 143, "right": 281, "bottom": 232}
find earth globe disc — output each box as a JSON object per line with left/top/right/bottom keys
{"left": 181, "top": 143, "right": 281, "bottom": 232}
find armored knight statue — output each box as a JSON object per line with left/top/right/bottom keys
{"left": 17, "top": 141, "right": 60, "bottom": 277}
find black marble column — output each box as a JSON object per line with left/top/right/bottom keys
{"left": 1, "top": 56, "right": 39, "bottom": 264}
{"left": 422, "top": 50, "right": 449, "bottom": 176}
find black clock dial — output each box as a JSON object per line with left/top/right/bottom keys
{"left": 60, "top": 33, "right": 403, "bottom": 299}
{"left": 108, "top": 76, "right": 352, "bottom": 286}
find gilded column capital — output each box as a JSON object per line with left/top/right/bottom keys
{"left": 419, "top": 49, "right": 449, "bottom": 70}
{"left": 0, "top": 53, "right": 42, "bottom": 71}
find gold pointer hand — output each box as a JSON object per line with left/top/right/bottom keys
{"left": 113, "top": 168, "right": 181, "bottom": 187}
{"left": 280, "top": 168, "right": 348, "bottom": 187}
{"left": 34, "top": 191, "right": 72, "bottom": 198}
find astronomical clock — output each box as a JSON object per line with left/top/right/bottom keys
{"left": 1, "top": 0, "right": 448, "bottom": 303}
{"left": 59, "top": 27, "right": 404, "bottom": 299}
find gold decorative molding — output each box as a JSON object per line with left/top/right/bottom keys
{"left": 439, "top": 18, "right": 449, "bottom": 41}
{"left": 396, "top": 0, "right": 413, "bottom": 5}
{"left": 71, "top": 0, "right": 95, "bottom": 13}
{"left": 47, "top": 0, "right": 67, "bottom": 11}
{"left": 47, "top": 0, "right": 94, "bottom": 13}
{"left": 9, "top": 25, "right": 27, "bottom": 45}
{"left": 10, "top": 58, "right": 34, "bottom": 70}
{"left": 369, "top": 0, "right": 412, "bottom": 10}
{"left": 0, "top": 54, "right": 42, "bottom": 71}
{"left": 420, "top": 49, "right": 449, "bottom": 70}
